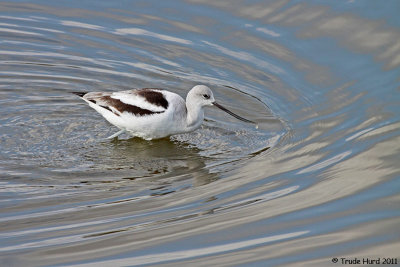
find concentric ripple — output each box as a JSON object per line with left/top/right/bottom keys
{"left": 1, "top": 1, "right": 399, "bottom": 266}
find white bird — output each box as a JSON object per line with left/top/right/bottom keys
{"left": 72, "top": 85, "right": 255, "bottom": 140}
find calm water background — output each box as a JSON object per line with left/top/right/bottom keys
{"left": 1, "top": 0, "right": 399, "bottom": 266}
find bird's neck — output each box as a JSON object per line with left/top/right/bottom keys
{"left": 186, "top": 101, "right": 204, "bottom": 131}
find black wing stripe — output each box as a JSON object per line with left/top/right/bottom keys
{"left": 137, "top": 89, "right": 169, "bottom": 109}
{"left": 99, "top": 105, "right": 113, "bottom": 113}
{"left": 101, "top": 96, "right": 164, "bottom": 116}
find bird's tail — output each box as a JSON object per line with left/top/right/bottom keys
{"left": 71, "top": 92, "right": 87, "bottom": 97}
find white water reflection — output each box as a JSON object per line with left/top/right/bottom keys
{"left": 0, "top": 27, "right": 42, "bottom": 36}
{"left": 115, "top": 27, "right": 193, "bottom": 45}
{"left": 203, "top": 41, "right": 285, "bottom": 74}
{"left": 61, "top": 20, "right": 104, "bottom": 30}
{"left": 345, "top": 127, "right": 374, "bottom": 142}
{"left": 256, "top": 26, "right": 281, "bottom": 37}
{"left": 66, "top": 231, "right": 309, "bottom": 267}
{"left": 297, "top": 151, "right": 352, "bottom": 174}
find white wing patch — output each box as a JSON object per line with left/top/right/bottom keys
{"left": 111, "top": 90, "right": 167, "bottom": 113}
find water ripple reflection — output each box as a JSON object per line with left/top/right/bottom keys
{"left": 0, "top": 0, "right": 399, "bottom": 266}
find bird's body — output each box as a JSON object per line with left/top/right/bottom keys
{"left": 73, "top": 85, "right": 254, "bottom": 140}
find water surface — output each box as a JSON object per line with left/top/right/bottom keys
{"left": 0, "top": 0, "right": 399, "bottom": 266}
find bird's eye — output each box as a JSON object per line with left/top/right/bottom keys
{"left": 203, "top": 94, "right": 210, "bottom": 99}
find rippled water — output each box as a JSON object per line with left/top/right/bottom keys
{"left": 1, "top": 1, "right": 399, "bottom": 266}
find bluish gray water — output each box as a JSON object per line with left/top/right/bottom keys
{"left": 0, "top": 1, "right": 399, "bottom": 266}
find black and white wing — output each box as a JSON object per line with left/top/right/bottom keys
{"left": 73, "top": 88, "right": 169, "bottom": 117}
